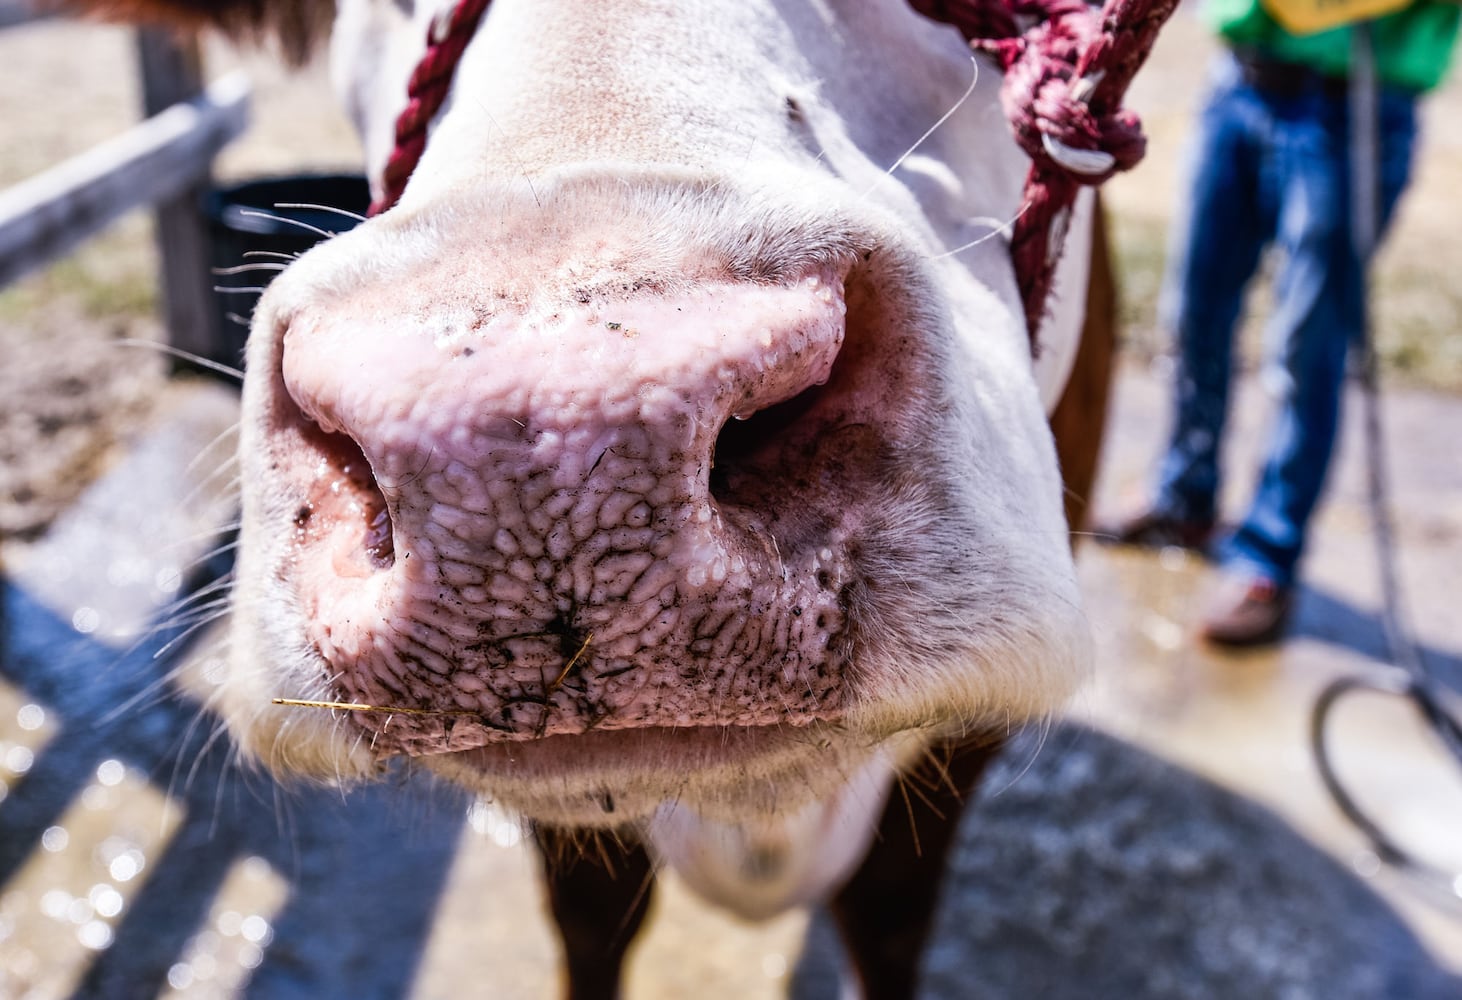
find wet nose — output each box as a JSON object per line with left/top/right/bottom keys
{"left": 280, "top": 270, "right": 848, "bottom": 590}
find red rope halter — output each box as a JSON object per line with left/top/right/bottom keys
{"left": 369, "top": 0, "right": 1179, "bottom": 343}
{"left": 369, "top": 0, "right": 492, "bottom": 217}
{"left": 913, "top": 0, "right": 1179, "bottom": 340}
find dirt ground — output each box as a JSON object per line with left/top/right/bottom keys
{"left": 0, "top": 9, "right": 1460, "bottom": 1000}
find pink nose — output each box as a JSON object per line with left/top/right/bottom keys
{"left": 278, "top": 269, "right": 852, "bottom": 750}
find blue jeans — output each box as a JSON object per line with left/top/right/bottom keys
{"left": 1152, "top": 52, "right": 1418, "bottom": 587}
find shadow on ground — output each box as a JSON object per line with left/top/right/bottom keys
{"left": 1291, "top": 583, "right": 1462, "bottom": 693}
{"left": 795, "top": 725, "right": 1461, "bottom": 999}
{"left": 0, "top": 577, "right": 469, "bottom": 999}
{"left": 3, "top": 554, "right": 1458, "bottom": 996}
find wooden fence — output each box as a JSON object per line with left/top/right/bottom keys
{"left": 0, "top": 5, "right": 250, "bottom": 366}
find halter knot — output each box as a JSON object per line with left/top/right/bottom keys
{"left": 982, "top": 25, "right": 1146, "bottom": 185}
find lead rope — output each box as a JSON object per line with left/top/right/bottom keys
{"left": 369, "top": 0, "right": 492, "bottom": 217}
{"left": 1309, "top": 25, "right": 1462, "bottom": 907}
{"left": 368, "top": 0, "right": 1178, "bottom": 350}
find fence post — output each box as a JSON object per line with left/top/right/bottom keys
{"left": 137, "top": 28, "right": 225, "bottom": 373}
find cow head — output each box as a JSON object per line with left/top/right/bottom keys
{"left": 81, "top": 0, "right": 1093, "bottom": 829}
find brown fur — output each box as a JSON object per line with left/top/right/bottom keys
{"left": 57, "top": 0, "right": 334, "bottom": 63}
{"left": 1050, "top": 201, "right": 1117, "bottom": 538}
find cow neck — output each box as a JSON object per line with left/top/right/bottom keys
{"left": 368, "top": 0, "right": 1178, "bottom": 350}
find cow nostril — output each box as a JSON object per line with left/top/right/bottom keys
{"left": 709, "top": 381, "right": 827, "bottom": 501}
{"left": 278, "top": 332, "right": 395, "bottom": 571}
{"left": 361, "top": 470, "right": 394, "bottom": 566}
{"left": 296, "top": 416, "right": 395, "bottom": 571}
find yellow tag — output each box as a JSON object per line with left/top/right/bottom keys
{"left": 1261, "top": 0, "right": 1410, "bottom": 35}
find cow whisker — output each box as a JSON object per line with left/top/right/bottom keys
{"left": 183, "top": 421, "right": 242, "bottom": 477}
{"left": 113, "top": 338, "right": 244, "bottom": 382}
{"left": 212, "top": 262, "right": 289, "bottom": 275}
{"left": 865, "top": 55, "right": 980, "bottom": 198}
{"left": 273, "top": 201, "right": 368, "bottom": 224}
{"left": 933, "top": 201, "right": 1032, "bottom": 259}
{"left": 546, "top": 632, "right": 595, "bottom": 696}
{"left": 472, "top": 100, "right": 543, "bottom": 208}
{"left": 272, "top": 697, "right": 488, "bottom": 717}
{"left": 377, "top": 446, "right": 437, "bottom": 493}
{"left": 243, "top": 249, "right": 303, "bottom": 262}
{"left": 238, "top": 209, "right": 339, "bottom": 241}
{"left": 902, "top": 761, "right": 945, "bottom": 819}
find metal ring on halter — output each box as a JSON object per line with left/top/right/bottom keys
{"left": 1040, "top": 71, "right": 1115, "bottom": 176}
{"left": 1040, "top": 135, "right": 1117, "bottom": 176}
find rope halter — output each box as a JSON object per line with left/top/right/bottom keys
{"left": 369, "top": 0, "right": 1180, "bottom": 347}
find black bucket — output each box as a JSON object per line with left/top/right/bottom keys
{"left": 206, "top": 174, "right": 371, "bottom": 368}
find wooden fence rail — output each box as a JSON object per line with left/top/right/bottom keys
{"left": 0, "top": 15, "right": 252, "bottom": 367}
{"left": 0, "top": 73, "right": 249, "bottom": 290}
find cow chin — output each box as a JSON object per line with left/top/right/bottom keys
{"left": 425, "top": 726, "right": 896, "bottom": 829}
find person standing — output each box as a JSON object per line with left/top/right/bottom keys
{"left": 1104, "top": 1, "right": 1459, "bottom": 644}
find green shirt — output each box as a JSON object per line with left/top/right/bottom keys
{"left": 1203, "top": 0, "right": 1461, "bottom": 91}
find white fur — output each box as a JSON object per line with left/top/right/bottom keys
{"left": 647, "top": 734, "right": 919, "bottom": 920}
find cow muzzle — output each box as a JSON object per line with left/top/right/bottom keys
{"left": 273, "top": 262, "right": 861, "bottom": 753}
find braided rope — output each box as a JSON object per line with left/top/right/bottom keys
{"left": 370, "top": 0, "right": 1179, "bottom": 348}
{"left": 916, "top": 0, "right": 1180, "bottom": 345}
{"left": 369, "top": 0, "right": 493, "bottom": 217}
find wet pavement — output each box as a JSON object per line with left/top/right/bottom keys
{"left": 0, "top": 361, "right": 1459, "bottom": 998}
{"left": 1079, "top": 358, "right": 1462, "bottom": 976}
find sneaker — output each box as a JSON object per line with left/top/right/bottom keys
{"left": 1198, "top": 573, "right": 1293, "bottom": 647}
{"left": 1094, "top": 507, "right": 1214, "bottom": 552}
